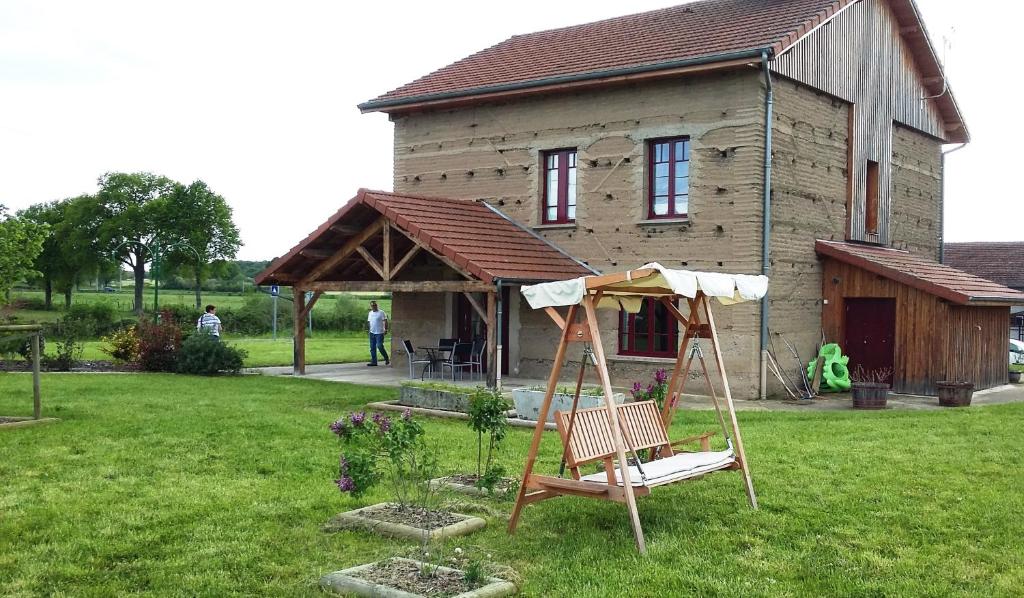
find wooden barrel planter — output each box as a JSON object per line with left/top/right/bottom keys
{"left": 851, "top": 382, "right": 889, "bottom": 410}
{"left": 936, "top": 381, "right": 974, "bottom": 407}
{"left": 1009, "top": 371, "right": 1022, "bottom": 384}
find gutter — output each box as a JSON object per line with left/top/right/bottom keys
{"left": 359, "top": 49, "right": 768, "bottom": 112}
{"left": 759, "top": 50, "right": 774, "bottom": 400}
{"left": 479, "top": 201, "right": 600, "bottom": 275}
{"left": 938, "top": 143, "right": 967, "bottom": 264}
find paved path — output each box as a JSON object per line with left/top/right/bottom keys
{"left": 252, "top": 363, "right": 1024, "bottom": 412}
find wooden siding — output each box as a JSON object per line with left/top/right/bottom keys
{"left": 821, "top": 258, "right": 1009, "bottom": 395}
{"left": 773, "top": 0, "right": 947, "bottom": 246}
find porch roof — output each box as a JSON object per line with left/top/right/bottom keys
{"left": 254, "top": 189, "right": 596, "bottom": 287}
{"left": 816, "top": 240, "right": 1024, "bottom": 306}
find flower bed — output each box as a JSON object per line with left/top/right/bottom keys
{"left": 429, "top": 475, "right": 517, "bottom": 498}
{"left": 320, "top": 557, "right": 517, "bottom": 597}
{"left": 398, "top": 382, "right": 472, "bottom": 413}
{"left": 325, "top": 503, "right": 486, "bottom": 541}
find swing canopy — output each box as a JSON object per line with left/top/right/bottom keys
{"left": 507, "top": 264, "right": 769, "bottom": 555}
{"left": 521, "top": 262, "right": 768, "bottom": 312}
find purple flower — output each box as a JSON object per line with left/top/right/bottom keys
{"left": 646, "top": 384, "right": 654, "bottom": 395}
{"left": 654, "top": 369, "right": 668, "bottom": 384}
{"left": 336, "top": 476, "right": 356, "bottom": 492}
{"left": 377, "top": 416, "right": 392, "bottom": 433}
{"left": 402, "top": 408, "right": 412, "bottom": 421}
{"left": 329, "top": 419, "right": 348, "bottom": 435}
{"left": 349, "top": 411, "right": 366, "bottom": 427}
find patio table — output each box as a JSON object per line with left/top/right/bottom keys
{"left": 418, "top": 346, "right": 453, "bottom": 379}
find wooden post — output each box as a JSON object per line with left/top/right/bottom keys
{"left": 509, "top": 304, "right": 577, "bottom": 534}
{"left": 701, "top": 295, "right": 758, "bottom": 509}
{"left": 581, "top": 295, "right": 647, "bottom": 554}
{"left": 293, "top": 289, "right": 307, "bottom": 375}
{"left": 486, "top": 291, "right": 497, "bottom": 388}
{"left": 31, "top": 332, "right": 41, "bottom": 420}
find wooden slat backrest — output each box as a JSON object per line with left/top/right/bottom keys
{"left": 555, "top": 401, "right": 669, "bottom": 467}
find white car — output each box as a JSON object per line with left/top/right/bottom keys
{"left": 1011, "top": 339, "right": 1024, "bottom": 365}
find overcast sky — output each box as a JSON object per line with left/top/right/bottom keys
{"left": 0, "top": 0, "right": 1017, "bottom": 261}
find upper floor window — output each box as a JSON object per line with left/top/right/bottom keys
{"left": 618, "top": 297, "right": 678, "bottom": 358}
{"left": 542, "top": 149, "right": 577, "bottom": 224}
{"left": 865, "top": 159, "right": 879, "bottom": 236}
{"left": 648, "top": 137, "right": 690, "bottom": 219}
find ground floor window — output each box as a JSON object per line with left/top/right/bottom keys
{"left": 618, "top": 297, "right": 677, "bottom": 357}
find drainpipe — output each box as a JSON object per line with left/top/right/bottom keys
{"left": 495, "top": 278, "right": 504, "bottom": 392}
{"left": 938, "top": 143, "right": 967, "bottom": 263}
{"left": 759, "top": 50, "right": 774, "bottom": 400}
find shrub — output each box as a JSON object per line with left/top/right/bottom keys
{"left": 47, "top": 336, "right": 83, "bottom": 371}
{"left": 101, "top": 326, "right": 141, "bottom": 362}
{"left": 216, "top": 294, "right": 288, "bottom": 336}
{"left": 0, "top": 332, "right": 44, "bottom": 362}
{"left": 467, "top": 387, "right": 511, "bottom": 493}
{"left": 64, "top": 302, "right": 118, "bottom": 336}
{"left": 158, "top": 305, "right": 200, "bottom": 336}
{"left": 137, "top": 315, "right": 183, "bottom": 372}
{"left": 176, "top": 332, "right": 247, "bottom": 375}
{"left": 630, "top": 368, "right": 669, "bottom": 411}
{"left": 329, "top": 409, "right": 438, "bottom": 508}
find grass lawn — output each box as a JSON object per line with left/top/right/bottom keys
{"left": 78, "top": 333, "right": 376, "bottom": 368}
{"left": 1, "top": 374, "right": 1022, "bottom": 596}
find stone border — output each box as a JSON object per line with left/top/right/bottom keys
{"left": 325, "top": 502, "right": 486, "bottom": 542}
{"left": 0, "top": 417, "right": 59, "bottom": 430}
{"left": 428, "top": 476, "right": 515, "bottom": 499}
{"left": 367, "top": 400, "right": 556, "bottom": 431}
{"left": 320, "top": 557, "right": 517, "bottom": 597}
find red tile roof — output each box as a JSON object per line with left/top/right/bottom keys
{"left": 943, "top": 242, "right": 1024, "bottom": 291}
{"left": 816, "top": 240, "right": 1024, "bottom": 305}
{"left": 255, "top": 190, "right": 595, "bottom": 286}
{"left": 363, "top": 0, "right": 843, "bottom": 110}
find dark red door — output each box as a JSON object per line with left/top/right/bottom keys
{"left": 843, "top": 298, "right": 896, "bottom": 383}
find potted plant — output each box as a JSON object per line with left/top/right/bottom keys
{"left": 936, "top": 381, "right": 974, "bottom": 407}
{"left": 324, "top": 410, "right": 486, "bottom": 541}
{"left": 850, "top": 365, "right": 893, "bottom": 410}
{"left": 431, "top": 387, "right": 518, "bottom": 497}
{"left": 1010, "top": 364, "right": 1023, "bottom": 384}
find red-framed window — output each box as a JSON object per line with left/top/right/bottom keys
{"left": 648, "top": 137, "right": 690, "bottom": 219}
{"left": 618, "top": 298, "right": 678, "bottom": 358}
{"left": 542, "top": 149, "right": 577, "bottom": 224}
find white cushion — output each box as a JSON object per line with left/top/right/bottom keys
{"left": 580, "top": 450, "right": 736, "bottom": 488}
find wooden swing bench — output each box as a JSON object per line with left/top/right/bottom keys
{"left": 507, "top": 264, "right": 768, "bottom": 554}
{"left": 523, "top": 400, "right": 738, "bottom": 505}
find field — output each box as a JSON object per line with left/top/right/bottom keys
{"left": 5, "top": 289, "right": 391, "bottom": 368}
{"left": 1, "top": 373, "right": 1021, "bottom": 596}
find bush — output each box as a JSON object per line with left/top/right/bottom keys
{"left": 101, "top": 326, "right": 141, "bottom": 362}
{"left": 176, "top": 332, "right": 247, "bottom": 375}
{"left": 215, "top": 294, "right": 288, "bottom": 336}
{"left": 467, "top": 387, "right": 511, "bottom": 493}
{"left": 0, "top": 332, "right": 44, "bottom": 362}
{"left": 158, "top": 305, "right": 200, "bottom": 336}
{"left": 63, "top": 302, "right": 118, "bottom": 336}
{"left": 137, "top": 315, "right": 183, "bottom": 372}
{"left": 46, "top": 336, "right": 83, "bottom": 371}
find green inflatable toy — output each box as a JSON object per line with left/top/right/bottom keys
{"left": 807, "top": 343, "right": 851, "bottom": 392}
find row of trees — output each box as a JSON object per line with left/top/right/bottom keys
{"left": 15, "top": 172, "right": 241, "bottom": 313}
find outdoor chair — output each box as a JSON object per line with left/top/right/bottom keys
{"left": 402, "top": 339, "right": 433, "bottom": 380}
{"left": 438, "top": 338, "right": 457, "bottom": 351}
{"left": 467, "top": 337, "right": 485, "bottom": 380}
{"left": 441, "top": 342, "right": 474, "bottom": 381}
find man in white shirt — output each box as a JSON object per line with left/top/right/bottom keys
{"left": 197, "top": 304, "right": 223, "bottom": 340}
{"left": 367, "top": 300, "right": 389, "bottom": 366}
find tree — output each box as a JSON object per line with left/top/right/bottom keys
{"left": 160, "top": 180, "right": 241, "bottom": 308}
{"left": 19, "top": 196, "right": 109, "bottom": 308}
{"left": 0, "top": 205, "right": 48, "bottom": 302}
{"left": 93, "top": 172, "right": 176, "bottom": 314}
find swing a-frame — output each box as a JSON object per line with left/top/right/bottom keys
{"left": 507, "top": 264, "right": 768, "bottom": 554}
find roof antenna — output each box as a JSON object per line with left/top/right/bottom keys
{"left": 922, "top": 26, "right": 954, "bottom": 100}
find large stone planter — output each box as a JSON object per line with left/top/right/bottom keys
{"left": 320, "top": 557, "right": 517, "bottom": 597}
{"left": 510, "top": 387, "right": 625, "bottom": 423}
{"left": 324, "top": 502, "right": 485, "bottom": 541}
{"left": 398, "top": 385, "right": 471, "bottom": 413}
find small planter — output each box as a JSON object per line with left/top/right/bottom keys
{"left": 851, "top": 382, "right": 889, "bottom": 410}
{"left": 510, "top": 387, "right": 625, "bottom": 423}
{"left": 937, "top": 381, "right": 974, "bottom": 407}
{"left": 429, "top": 475, "right": 517, "bottom": 498}
{"left": 1009, "top": 371, "right": 1021, "bottom": 384}
{"left": 399, "top": 385, "right": 471, "bottom": 413}
{"left": 321, "top": 557, "right": 517, "bottom": 597}
{"left": 324, "top": 502, "right": 485, "bottom": 541}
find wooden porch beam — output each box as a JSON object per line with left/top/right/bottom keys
{"left": 306, "top": 280, "right": 492, "bottom": 293}
{"left": 300, "top": 291, "right": 323, "bottom": 320}
{"left": 486, "top": 291, "right": 497, "bottom": 388}
{"left": 383, "top": 224, "right": 392, "bottom": 280}
{"left": 390, "top": 245, "right": 421, "bottom": 279}
{"left": 329, "top": 224, "right": 363, "bottom": 235}
{"left": 300, "top": 218, "right": 385, "bottom": 285}
{"left": 293, "top": 290, "right": 307, "bottom": 375}
{"left": 388, "top": 225, "right": 474, "bottom": 281}
{"left": 355, "top": 246, "right": 385, "bottom": 279}
{"left": 298, "top": 249, "right": 333, "bottom": 260}
{"left": 462, "top": 292, "right": 487, "bottom": 321}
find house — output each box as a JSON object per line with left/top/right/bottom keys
{"left": 944, "top": 242, "right": 1024, "bottom": 341}
{"left": 256, "top": 0, "right": 1024, "bottom": 396}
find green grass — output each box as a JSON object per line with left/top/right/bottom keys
{"left": 1, "top": 374, "right": 1022, "bottom": 595}
{"left": 77, "top": 333, "right": 377, "bottom": 368}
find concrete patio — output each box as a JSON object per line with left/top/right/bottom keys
{"left": 252, "top": 363, "right": 1024, "bottom": 412}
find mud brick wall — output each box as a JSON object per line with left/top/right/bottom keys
{"left": 391, "top": 70, "right": 768, "bottom": 396}
{"left": 890, "top": 124, "right": 943, "bottom": 260}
